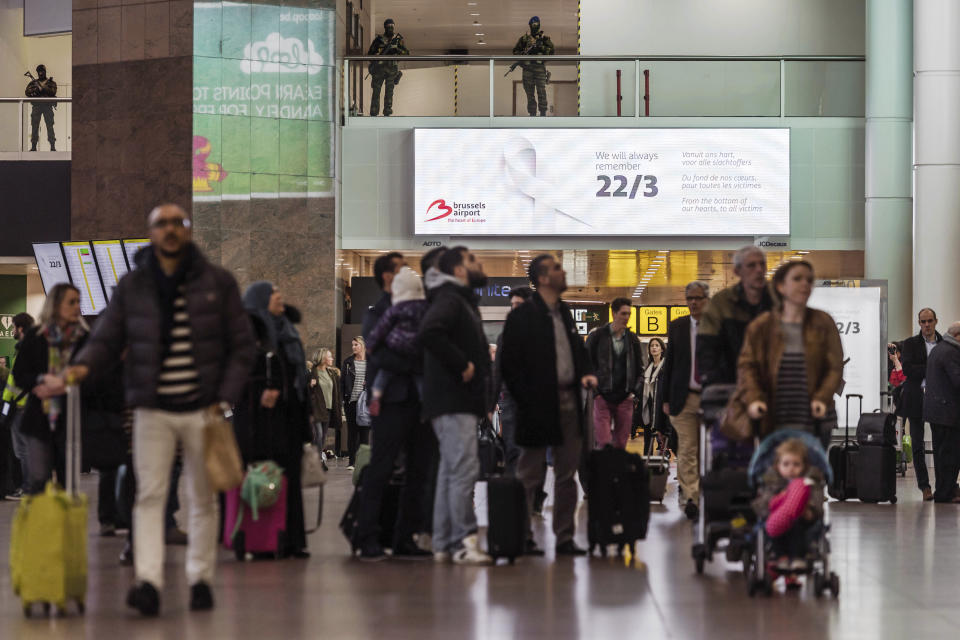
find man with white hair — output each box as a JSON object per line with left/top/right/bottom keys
{"left": 696, "top": 246, "right": 773, "bottom": 388}
{"left": 923, "top": 321, "right": 960, "bottom": 503}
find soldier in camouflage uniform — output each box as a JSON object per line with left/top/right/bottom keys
{"left": 25, "top": 64, "right": 57, "bottom": 151}
{"left": 368, "top": 19, "right": 409, "bottom": 116}
{"left": 513, "top": 17, "right": 555, "bottom": 116}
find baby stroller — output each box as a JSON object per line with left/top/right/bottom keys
{"left": 691, "top": 384, "right": 757, "bottom": 574}
{"left": 744, "top": 429, "right": 840, "bottom": 598}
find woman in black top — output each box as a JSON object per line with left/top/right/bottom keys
{"left": 12, "top": 283, "right": 88, "bottom": 494}
{"left": 234, "top": 281, "right": 313, "bottom": 558}
{"left": 341, "top": 337, "right": 368, "bottom": 467}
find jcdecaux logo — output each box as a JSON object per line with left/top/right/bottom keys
{"left": 425, "top": 199, "right": 486, "bottom": 222}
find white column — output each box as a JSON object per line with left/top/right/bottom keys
{"left": 914, "top": 0, "right": 960, "bottom": 325}
{"left": 865, "top": 0, "right": 913, "bottom": 342}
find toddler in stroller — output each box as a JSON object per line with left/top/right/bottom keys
{"left": 745, "top": 430, "right": 839, "bottom": 598}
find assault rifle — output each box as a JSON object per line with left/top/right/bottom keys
{"left": 504, "top": 34, "right": 547, "bottom": 76}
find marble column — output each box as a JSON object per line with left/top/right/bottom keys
{"left": 914, "top": 0, "right": 960, "bottom": 325}
{"left": 72, "top": 0, "right": 193, "bottom": 239}
{"left": 865, "top": 0, "right": 913, "bottom": 342}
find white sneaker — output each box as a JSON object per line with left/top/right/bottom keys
{"left": 346, "top": 465, "right": 355, "bottom": 471}
{"left": 433, "top": 551, "right": 450, "bottom": 564}
{"left": 452, "top": 535, "right": 492, "bottom": 566}
{"left": 789, "top": 558, "right": 808, "bottom": 571}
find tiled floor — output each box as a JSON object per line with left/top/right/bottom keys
{"left": 0, "top": 464, "right": 955, "bottom": 639}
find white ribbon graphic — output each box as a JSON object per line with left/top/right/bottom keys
{"left": 503, "top": 135, "right": 592, "bottom": 232}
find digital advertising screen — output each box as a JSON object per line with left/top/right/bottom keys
{"left": 193, "top": 2, "right": 336, "bottom": 201}
{"left": 61, "top": 242, "right": 108, "bottom": 316}
{"left": 92, "top": 240, "right": 129, "bottom": 300}
{"left": 32, "top": 242, "right": 70, "bottom": 293}
{"left": 415, "top": 128, "right": 790, "bottom": 236}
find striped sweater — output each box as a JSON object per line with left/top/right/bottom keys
{"left": 157, "top": 289, "right": 202, "bottom": 410}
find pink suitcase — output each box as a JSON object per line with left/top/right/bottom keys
{"left": 223, "top": 476, "right": 288, "bottom": 560}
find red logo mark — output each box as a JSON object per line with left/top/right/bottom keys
{"left": 425, "top": 199, "right": 453, "bottom": 222}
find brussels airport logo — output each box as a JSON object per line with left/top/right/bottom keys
{"left": 425, "top": 199, "right": 487, "bottom": 224}
{"left": 192, "top": 136, "right": 227, "bottom": 193}
{"left": 242, "top": 33, "right": 325, "bottom": 74}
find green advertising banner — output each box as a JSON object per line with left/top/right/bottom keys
{"left": 193, "top": 2, "right": 335, "bottom": 200}
{"left": 0, "top": 275, "right": 26, "bottom": 364}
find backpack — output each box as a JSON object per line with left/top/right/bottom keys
{"left": 231, "top": 460, "right": 284, "bottom": 540}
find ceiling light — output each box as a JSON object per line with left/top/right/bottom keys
{"left": 473, "top": 21, "right": 482, "bottom": 26}
{"left": 469, "top": 12, "right": 480, "bottom": 16}
{"left": 475, "top": 32, "right": 484, "bottom": 36}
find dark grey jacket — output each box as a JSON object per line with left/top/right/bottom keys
{"left": 923, "top": 334, "right": 960, "bottom": 428}
{"left": 75, "top": 244, "right": 256, "bottom": 409}
{"left": 584, "top": 324, "right": 643, "bottom": 402}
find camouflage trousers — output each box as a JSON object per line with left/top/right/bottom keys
{"left": 370, "top": 70, "right": 400, "bottom": 116}
{"left": 522, "top": 64, "right": 548, "bottom": 116}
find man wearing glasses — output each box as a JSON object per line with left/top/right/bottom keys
{"left": 662, "top": 281, "right": 710, "bottom": 520}
{"left": 68, "top": 204, "right": 255, "bottom": 616}
{"left": 899, "top": 308, "right": 942, "bottom": 501}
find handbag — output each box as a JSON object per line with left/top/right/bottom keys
{"left": 719, "top": 394, "right": 755, "bottom": 442}
{"left": 356, "top": 389, "right": 372, "bottom": 427}
{"left": 81, "top": 409, "right": 127, "bottom": 470}
{"left": 203, "top": 406, "right": 244, "bottom": 492}
{"left": 301, "top": 443, "right": 327, "bottom": 488}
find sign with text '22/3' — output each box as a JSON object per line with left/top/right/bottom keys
{"left": 415, "top": 128, "right": 789, "bottom": 236}
{"left": 808, "top": 286, "right": 883, "bottom": 430}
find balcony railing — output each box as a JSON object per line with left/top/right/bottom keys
{"left": 342, "top": 55, "right": 865, "bottom": 121}
{"left": 0, "top": 98, "right": 72, "bottom": 157}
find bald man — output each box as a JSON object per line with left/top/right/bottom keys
{"left": 69, "top": 203, "right": 255, "bottom": 616}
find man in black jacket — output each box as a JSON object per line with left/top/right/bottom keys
{"left": 419, "top": 247, "right": 492, "bottom": 564}
{"left": 493, "top": 286, "right": 533, "bottom": 476}
{"left": 900, "top": 307, "right": 942, "bottom": 501}
{"left": 502, "top": 254, "right": 597, "bottom": 557}
{"left": 662, "top": 281, "right": 710, "bottom": 520}
{"left": 69, "top": 204, "right": 256, "bottom": 617}
{"left": 923, "top": 322, "right": 960, "bottom": 503}
{"left": 585, "top": 297, "right": 643, "bottom": 450}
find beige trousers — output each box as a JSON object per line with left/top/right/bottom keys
{"left": 671, "top": 392, "right": 701, "bottom": 506}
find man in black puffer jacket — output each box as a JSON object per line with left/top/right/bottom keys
{"left": 69, "top": 204, "right": 255, "bottom": 617}
{"left": 418, "top": 246, "right": 493, "bottom": 565}
{"left": 923, "top": 321, "right": 960, "bottom": 503}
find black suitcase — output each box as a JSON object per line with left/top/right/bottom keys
{"left": 339, "top": 468, "right": 402, "bottom": 550}
{"left": 828, "top": 394, "right": 861, "bottom": 501}
{"left": 486, "top": 476, "right": 527, "bottom": 563}
{"left": 856, "top": 445, "right": 897, "bottom": 503}
{"left": 587, "top": 446, "right": 650, "bottom": 556}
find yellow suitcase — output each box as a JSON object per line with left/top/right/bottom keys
{"left": 9, "top": 386, "right": 88, "bottom": 617}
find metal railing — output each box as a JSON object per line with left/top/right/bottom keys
{"left": 342, "top": 54, "right": 865, "bottom": 121}
{"left": 0, "top": 98, "right": 72, "bottom": 155}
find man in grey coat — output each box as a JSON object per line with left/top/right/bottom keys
{"left": 924, "top": 321, "right": 960, "bottom": 503}
{"left": 68, "top": 204, "right": 255, "bottom": 616}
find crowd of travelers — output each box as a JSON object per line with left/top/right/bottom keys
{"left": 4, "top": 204, "right": 957, "bottom": 617}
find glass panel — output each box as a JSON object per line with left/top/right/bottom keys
{"left": 496, "top": 59, "right": 582, "bottom": 117}
{"left": 351, "top": 59, "right": 491, "bottom": 117}
{"left": 0, "top": 100, "right": 71, "bottom": 152}
{"left": 784, "top": 61, "right": 865, "bottom": 117}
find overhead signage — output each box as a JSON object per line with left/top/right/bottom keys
{"left": 670, "top": 306, "right": 690, "bottom": 322}
{"left": 415, "top": 128, "right": 790, "bottom": 236}
{"left": 92, "top": 240, "right": 129, "bottom": 300}
{"left": 62, "top": 242, "right": 108, "bottom": 316}
{"left": 636, "top": 306, "right": 669, "bottom": 335}
{"left": 570, "top": 305, "right": 609, "bottom": 336}
{"left": 32, "top": 242, "right": 70, "bottom": 293}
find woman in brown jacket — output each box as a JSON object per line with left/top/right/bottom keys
{"left": 727, "top": 260, "right": 844, "bottom": 442}
{"left": 310, "top": 348, "right": 343, "bottom": 453}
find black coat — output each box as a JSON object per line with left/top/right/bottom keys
{"left": 899, "top": 331, "right": 942, "bottom": 419}
{"left": 74, "top": 244, "right": 256, "bottom": 409}
{"left": 12, "top": 327, "right": 87, "bottom": 441}
{"left": 418, "top": 281, "right": 490, "bottom": 420}
{"left": 923, "top": 335, "right": 960, "bottom": 427}
{"left": 662, "top": 315, "right": 695, "bottom": 416}
{"left": 584, "top": 324, "right": 643, "bottom": 403}
{"left": 501, "top": 292, "right": 593, "bottom": 447}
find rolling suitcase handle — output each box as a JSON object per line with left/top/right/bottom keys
{"left": 66, "top": 385, "right": 82, "bottom": 498}
{"left": 844, "top": 394, "right": 863, "bottom": 445}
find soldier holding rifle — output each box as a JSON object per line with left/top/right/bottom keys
{"left": 368, "top": 19, "right": 409, "bottom": 117}
{"left": 510, "top": 17, "right": 555, "bottom": 116}
{"left": 24, "top": 64, "right": 57, "bottom": 151}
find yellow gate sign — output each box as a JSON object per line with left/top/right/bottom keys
{"left": 636, "top": 306, "right": 668, "bottom": 335}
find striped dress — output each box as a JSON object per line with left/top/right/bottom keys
{"left": 775, "top": 321, "right": 812, "bottom": 430}
{"left": 157, "top": 288, "right": 202, "bottom": 410}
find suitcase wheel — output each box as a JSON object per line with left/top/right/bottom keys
{"left": 508, "top": 557, "right": 516, "bottom": 565}
{"left": 692, "top": 543, "right": 706, "bottom": 574}
{"left": 890, "top": 496, "right": 897, "bottom": 504}
{"left": 829, "top": 572, "right": 840, "bottom": 598}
